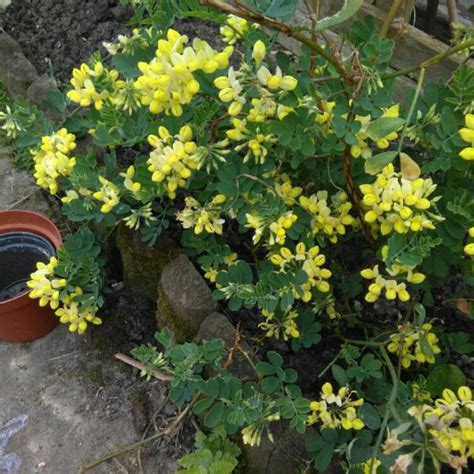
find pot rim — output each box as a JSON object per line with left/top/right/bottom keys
{"left": 0, "top": 210, "right": 62, "bottom": 307}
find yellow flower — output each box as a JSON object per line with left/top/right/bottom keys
{"left": 147, "top": 125, "right": 202, "bottom": 199}
{"left": 269, "top": 243, "right": 332, "bottom": 302}
{"left": 93, "top": 176, "right": 120, "bottom": 213}
{"left": 32, "top": 128, "right": 77, "bottom": 194}
{"left": 226, "top": 118, "right": 276, "bottom": 164}
{"left": 387, "top": 322, "right": 441, "bottom": 368}
{"left": 134, "top": 29, "right": 233, "bottom": 116}
{"left": 275, "top": 174, "right": 302, "bottom": 206}
{"left": 121, "top": 166, "right": 141, "bottom": 194}
{"left": 177, "top": 196, "right": 225, "bottom": 235}
{"left": 252, "top": 40, "right": 266, "bottom": 65}
{"left": 55, "top": 287, "right": 101, "bottom": 335}
{"left": 308, "top": 382, "right": 365, "bottom": 431}
{"left": 257, "top": 66, "right": 297, "bottom": 91}
{"left": 220, "top": 15, "right": 251, "bottom": 44}
{"left": 27, "top": 257, "right": 66, "bottom": 309}
{"left": 259, "top": 308, "right": 300, "bottom": 340}
{"left": 214, "top": 67, "right": 246, "bottom": 116}
{"left": 459, "top": 113, "right": 474, "bottom": 160}
{"left": 110, "top": 79, "right": 141, "bottom": 114}
{"left": 67, "top": 62, "right": 118, "bottom": 110}
{"left": 299, "top": 191, "right": 355, "bottom": 243}
{"left": 360, "top": 164, "right": 442, "bottom": 236}
{"left": 465, "top": 243, "right": 474, "bottom": 256}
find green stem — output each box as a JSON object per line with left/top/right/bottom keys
{"left": 382, "top": 39, "right": 474, "bottom": 80}
{"left": 397, "top": 67, "right": 426, "bottom": 154}
{"left": 318, "top": 344, "right": 345, "bottom": 378}
{"left": 379, "top": 0, "right": 405, "bottom": 38}
{"left": 369, "top": 346, "right": 400, "bottom": 470}
{"left": 200, "top": 0, "right": 349, "bottom": 79}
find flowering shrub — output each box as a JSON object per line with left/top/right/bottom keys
{"left": 1, "top": 0, "right": 474, "bottom": 471}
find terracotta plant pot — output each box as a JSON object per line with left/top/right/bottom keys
{"left": 0, "top": 210, "right": 62, "bottom": 343}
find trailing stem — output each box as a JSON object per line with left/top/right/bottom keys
{"left": 199, "top": 0, "right": 349, "bottom": 80}
{"left": 383, "top": 38, "right": 474, "bottom": 80}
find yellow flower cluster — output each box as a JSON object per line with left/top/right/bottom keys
{"left": 147, "top": 125, "right": 202, "bottom": 199}
{"left": 459, "top": 113, "right": 474, "bottom": 160}
{"left": 103, "top": 28, "right": 151, "bottom": 56}
{"left": 275, "top": 174, "right": 303, "bottom": 206}
{"left": 214, "top": 67, "right": 246, "bottom": 116}
{"left": 408, "top": 386, "right": 474, "bottom": 463}
{"left": 55, "top": 287, "right": 101, "bottom": 335}
{"left": 299, "top": 191, "right": 356, "bottom": 243}
{"left": 67, "top": 62, "right": 119, "bottom": 110}
{"left": 32, "top": 128, "right": 77, "bottom": 194}
{"left": 387, "top": 322, "right": 441, "bottom": 368}
{"left": 247, "top": 94, "right": 293, "bottom": 123}
{"left": 360, "top": 263, "right": 424, "bottom": 303}
{"left": 92, "top": 176, "right": 120, "bottom": 213}
{"left": 360, "top": 164, "right": 441, "bottom": 235}
{"left": 226, "top": 118, "right": 276, "bottom": 164}
{"left": 27, "top": 257, "right": 66, "bottom": 309}
{"left": 134, "top": 29, "right": 233, "bottom": 116}
{"left": 245, "top": 211, "right": 297, "bottom": 246}
{"left": 121, "top": 165, "right": 141, "bottom": 195}
{"left": 177, "top": 195, "right": 226, "bottom": 235}
{"left": 270, "top": 243, "right": 331, "bottom": 299}
{"left": 307, "top": 382, "right": 365, "bottom": 430}
{"left": 259, "top": 308, "right": 300, "bottom": 340}
{"left": 256, "top": 66, "right": 298, "bottom": 92}
{"left": 465, "top": 226, "right": 474, "bottom": 256}
{"left": 110, "top": 79, "right": 142, "bottom": 115}
{"left": 315, "top": 100, "right": 335, "bottom": 127}
{"left": 27, "top": 257, "right": 101, "bottom": 334}
{"left": 219, "top": 15, "right": 251, "bottom": 44}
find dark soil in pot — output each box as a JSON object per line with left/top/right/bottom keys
{"left": 0, "top": 231, "right": 55, "bottom": 301}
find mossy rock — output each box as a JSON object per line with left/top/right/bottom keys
{"left": 116, "top": 224, "right": 181, "bottom": 302}
{"left": 242, "top": 420, "right": 316, "bottom": 474}
{"left": 157, "top": 255, "right": 216, "bottom": 342}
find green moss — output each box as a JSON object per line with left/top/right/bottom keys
{"left": 116, "top": 224, "right": 181, "bottom": 301}
{"left": 82, "top": 366, "right": 104, "bottom": 387}
{"left": 156, "top": 283, "right": 197, "bottom": 343}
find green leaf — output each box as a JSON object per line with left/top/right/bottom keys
{"left": 267, "top": 351, "right": 284, "bottom": 368}
{"left": 321, "top": 428, "right": 337, "bottom": 444}
{"left": 306, "top": 434, "right": 327, "bottom": 452}
{"left": 364, "top": 151, "right": 398, "bottom": 175}
{"left": 193, "top": 397, "right": 215, "bottom": 415}
{"left": 314, "top": 445, "right": 334, "bottom": 471}
{"left": 256, "top": 361, "right": 275, "bottom": 376}
{"left": 359, "top": 404, "right": 381, "bottom": 430}
{"left": 204, "top": 401, "right": 226, "bottom": 429}
{"left": 262, "top": 376, "right": 280, "bottom": 394}
{"left": 418, "top": 333, "right": 435, "bottom": 359}
{"left": 347, "top": 436, "right": 372, "bottom": 463}
{"left": 447, "top": 332, "right": 474, "bottom": 354}
{"left": 315, "top": 0, "right": 364, "bottom": 31}
{"left": 112, "top": 50, "right": 153, "bottom": 78}
{"left": 245, "top": 0, "right": 297, "bottom": 20}
{"left": 426, "top": 364, "right": 466, "bottom": 397}
{"left": 331, "top": 364, "right": 348, "bottom": 386}
{"left": 366, "top": 117, "right": 404, "bottom": 140}
{"left": 43, "top": 89, "right": 67, "bottom": 114}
